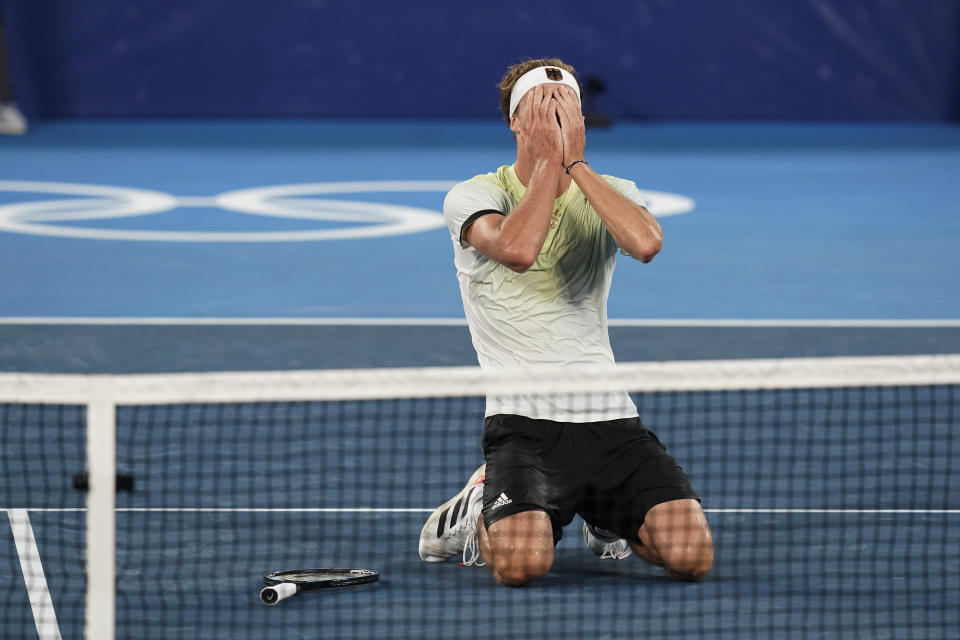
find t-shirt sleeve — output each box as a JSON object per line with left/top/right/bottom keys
{"left": 603, "top": 176, "right": 648, "bottom": 209}
{"left": 443, "top": 180, "right": 510, "bottom": 248}
{"left": 599, "top": 176, "right": 650, "bottom": 258}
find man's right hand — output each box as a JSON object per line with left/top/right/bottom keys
{"left": 466, "top": 84, "right": 568, "bottom": 273}
{"left": 516, "top": 84, "right": 563, "bottom": 166}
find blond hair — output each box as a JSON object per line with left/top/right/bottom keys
{"left": 497, "top": 58, "right": 580, "bottom": 122}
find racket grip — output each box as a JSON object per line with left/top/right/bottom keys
{"left": 260, "top": 582, "right": 297, "bottom": 606}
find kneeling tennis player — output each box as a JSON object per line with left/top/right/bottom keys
{"left": 418, "top": 58, "right": 713, "bottom": 586}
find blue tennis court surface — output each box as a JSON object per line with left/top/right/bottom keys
{"left": 1, "top": 120, "right": 958, "bottom": 638}
{"left": 1, "top": 120, "right": 958, "bottom": 320}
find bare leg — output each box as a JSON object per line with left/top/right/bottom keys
{"left": 629, "top": 499, "right": 713, "bottom": 581}
{"left": 477, "top": 511, "right": 555, "bottom": 587}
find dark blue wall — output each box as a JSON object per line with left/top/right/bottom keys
{"left": 3, "top": 0, "right": 959, "bottom": 120}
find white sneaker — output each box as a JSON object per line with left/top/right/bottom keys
{"left": 419, "top": 464, "right": 486, "bottom": 565}
{"left": 0, "top": 102, "right": 27, "bottom": 136}
{"left": 583, "top": 523, "right": 632, "bottom": 560}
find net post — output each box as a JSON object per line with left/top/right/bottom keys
{"left": 84, "top": 392, "right": 116, "bottom": 640}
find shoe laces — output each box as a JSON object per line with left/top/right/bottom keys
{"left": 599, "top": 538, "right": 631, "bottom": 560}
{"left": 461, "top": 527, "right": 485, "bottom": 567}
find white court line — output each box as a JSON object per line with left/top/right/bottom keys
{"left": 173, "top": 197, "right": 220, "bottom": 207}
{"left": 607, "top": 319, "right": 960, "bottom": 328}
{"left": 7, "top": 507, "right": 959, "bottom": 514}
{"left": 0, "top": 317, "right": 959, "bottom": 327}
{"left": 0, "top": 317, "right": 470, "bottom": 326}
{"left": 8, "top": 509, "right": 63, "bottom": 640}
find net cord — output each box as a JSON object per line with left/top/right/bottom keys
{"left": 0, "top": 354, "right": 959, "bottom": 406}
{"left": 1, "top": 318, "right": 960, "bottom": 327}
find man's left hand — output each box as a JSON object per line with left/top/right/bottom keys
{"left": 554, "top": 85, "right": 586, "bottom": 169}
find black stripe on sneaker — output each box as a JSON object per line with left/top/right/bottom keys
{"left": 450, "top": 496, "right": 466, "bottom": 526}
{"left": 461, "top": 487, "right": 476, "bottom": 523}
{"left": 467, "top": 486, "right": 477, "bottom": 509}
{"left": 436, "top": 508, "right": 449, "bottom": 537}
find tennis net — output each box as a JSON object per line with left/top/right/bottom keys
{"left": 1, "top": 354, "right": 958, "bottom": 639}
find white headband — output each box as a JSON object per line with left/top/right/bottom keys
{"left": 508, "top": 66, "right": 581, "bottom": 118}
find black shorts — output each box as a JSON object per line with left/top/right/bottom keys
{"left": 481, "top": 413, "right": 700, "bottom": 544}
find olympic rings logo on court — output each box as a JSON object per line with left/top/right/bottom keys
{"left": 0, "top": 180, "right": 695, "bottom": 242}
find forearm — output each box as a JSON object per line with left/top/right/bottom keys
{"left": 466, "top": 82, "right": 566, "bottom": 272}
{"left": 490, "top": 159, "right": 562, "bottom": 269}
{"left": 568, "top": 163, "right": 662, "bottom": 262}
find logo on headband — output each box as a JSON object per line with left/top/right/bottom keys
{"left": 545, "top": 68, "right": 563, "bottom": 81}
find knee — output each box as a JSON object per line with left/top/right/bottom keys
{"left": 662, "top": 539, "right": 713, "bottom": 582}
{"left": 486, "top": 535, "right": 554, "bottom": 587}
{"left": 491, "top": 555, "right": 553, "bottom": 587}
{"left": 482, "top": 511, "right": 555, "bottom": 586}
{"left": 642, "top": 499, "right": 714, "bottom": 582}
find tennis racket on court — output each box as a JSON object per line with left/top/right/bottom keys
{"left": 260, "top": 569, "right": 380, "bottom": 605}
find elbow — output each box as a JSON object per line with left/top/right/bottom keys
{"left": 629, "top": 237, "right": 662, "bottom": 264}
{"left": 500, "top": 246, "right": 538, "bottom": 273}
{"left": 505, "top": 256, "right": 536, "bottom": 273}
{"left": 640, "top": 238, "right": 662, "bottom": 263}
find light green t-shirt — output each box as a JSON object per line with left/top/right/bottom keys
{"left": 443, "top": 164, "right": 647, "bottom": 422}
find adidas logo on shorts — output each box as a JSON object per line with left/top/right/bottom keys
{"left": 491, "top": 492, "right": 512, "bottom": 511}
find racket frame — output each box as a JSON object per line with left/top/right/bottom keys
{"left": 260, "top": 568, "right": 379, "bottom": 605}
